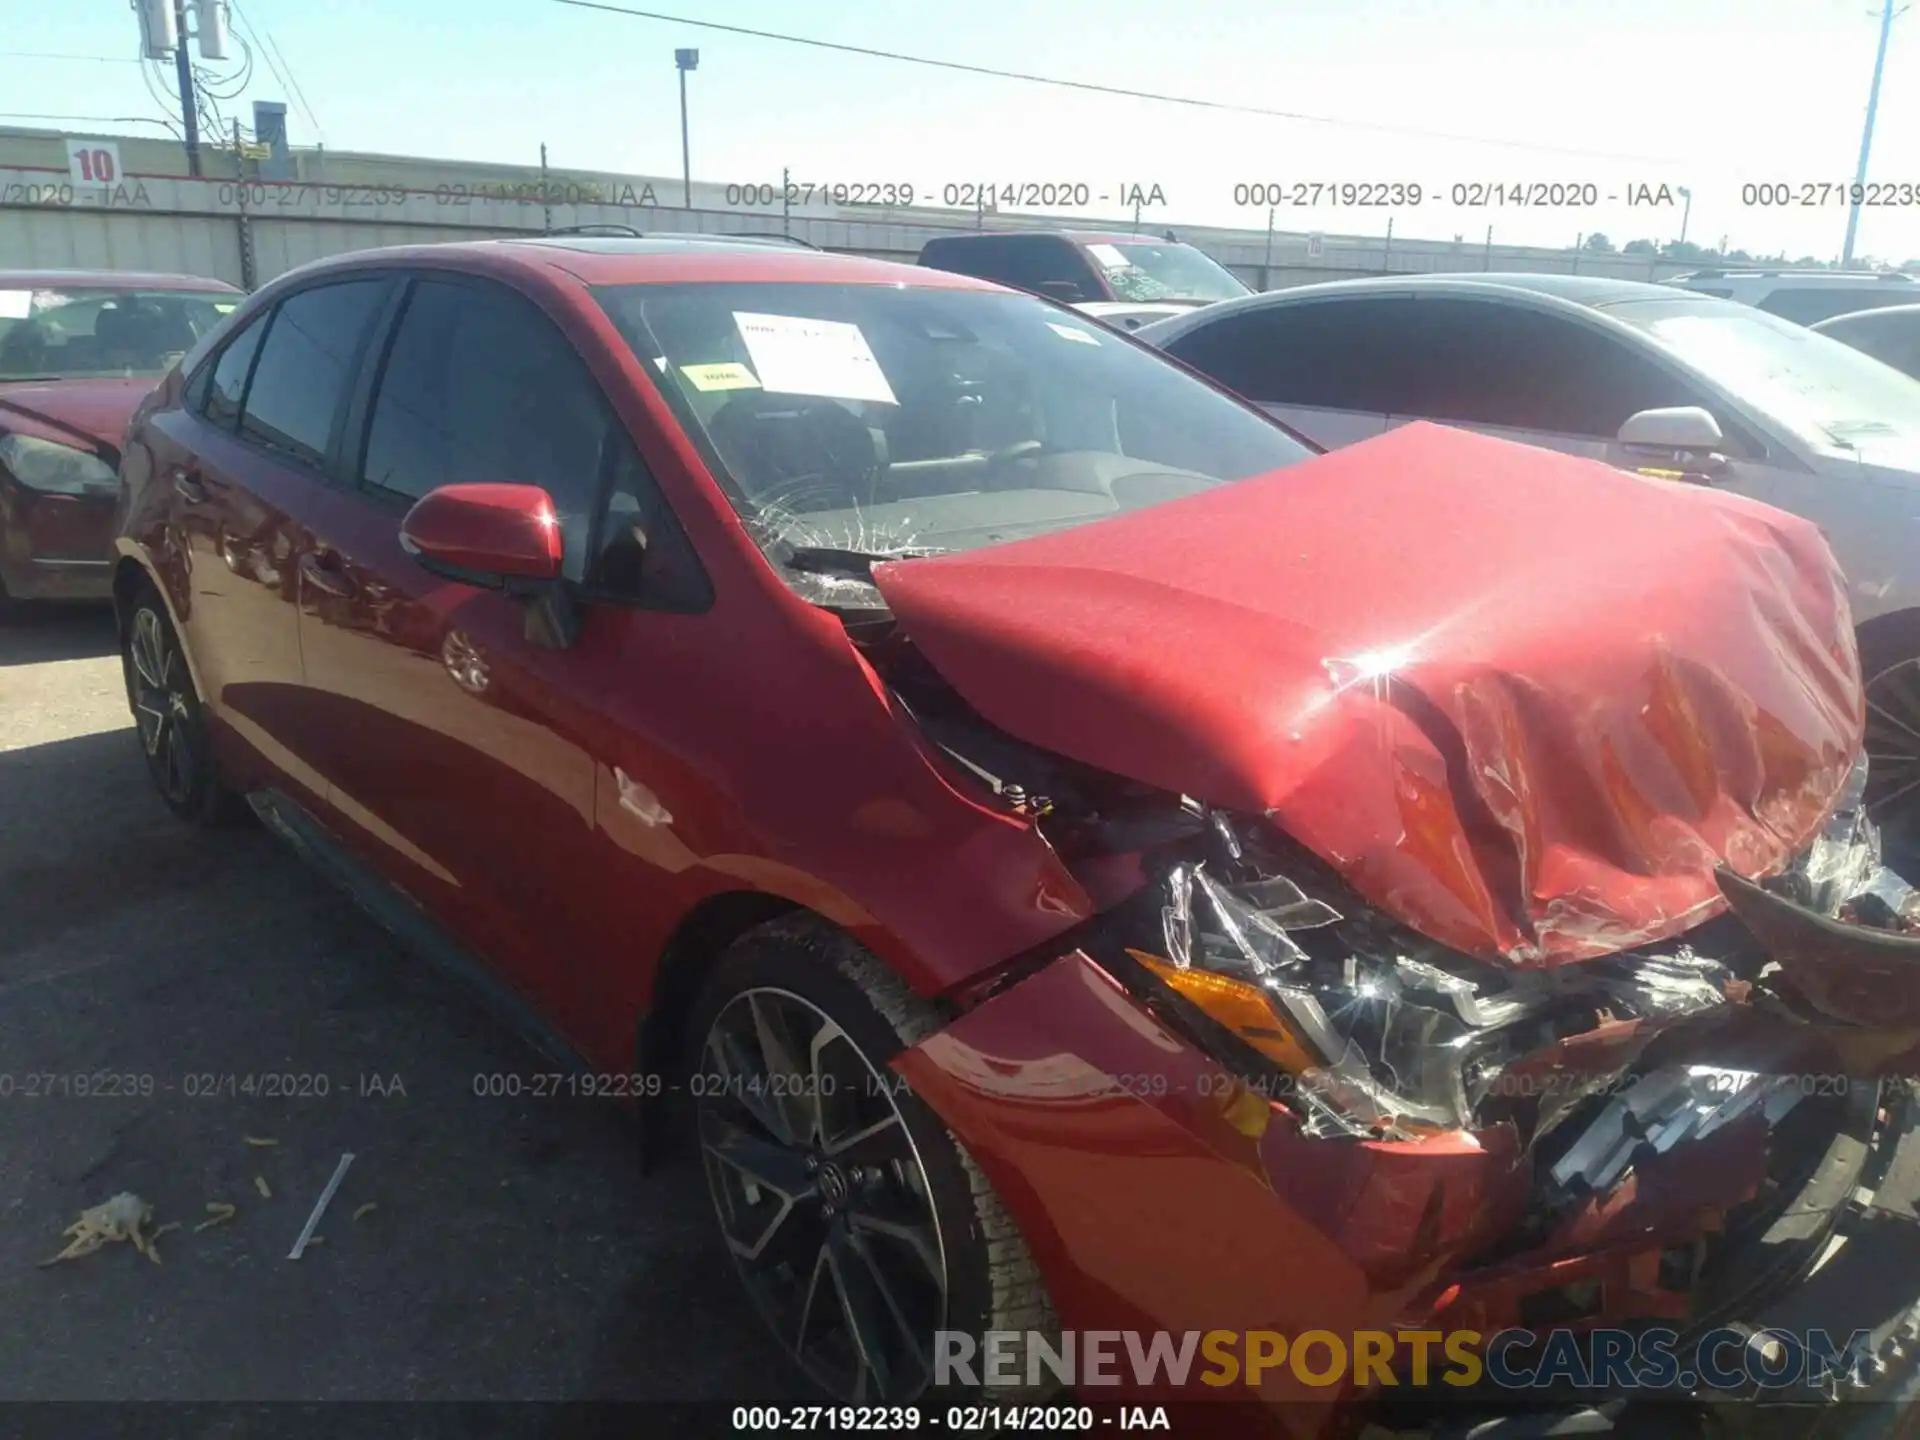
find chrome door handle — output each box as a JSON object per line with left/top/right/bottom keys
{"left": 172, "top": 469, "right": 206, "bottom": 503}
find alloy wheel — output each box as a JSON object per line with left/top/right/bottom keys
{"left": 696, "top": 986, "right": 949, "bottom": 1403}
{"left": 128, "top": 607, "right": 196, "bottom": 806}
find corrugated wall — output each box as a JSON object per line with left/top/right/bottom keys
{"left": 0, "top": 205, "right": 242, "bottom": 282}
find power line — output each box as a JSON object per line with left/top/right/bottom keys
{"left": 0, "top": 112, "right": 181, "bottom": 134}
{"left": 552, "top": 0, "right": 1677, "bottom": 164}
{"left": 229, "top": 0, "right": 323, "bottom": 140}
{"left": 0, "top": 51, "right": 142, "bottom": 64}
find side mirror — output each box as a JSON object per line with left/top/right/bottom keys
{"left": 1617, "top": 406, "right": 1725, "bottom": 453}
{"left": 400, "top": 483, "right": 579, "bottom": 649}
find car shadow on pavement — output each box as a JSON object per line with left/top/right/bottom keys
{"left": 0, "top": 603, "right": 119, "bottom": 667}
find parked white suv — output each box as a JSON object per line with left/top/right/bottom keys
{"left": 1667, "top": 268, "right": 1917, "bottom": 325}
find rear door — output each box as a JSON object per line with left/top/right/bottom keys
{"left": 138, "top": 277, "right": 390, "bottom": 806}
{"left": 295, "top": 271, "right": 713, "bottom": 1044}
{"left": 1157, "top": 299, "right": 1400, "bottom": 448}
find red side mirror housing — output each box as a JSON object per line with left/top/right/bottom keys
{"left": 400, "top": 483, "right": 562, "bottom": 587}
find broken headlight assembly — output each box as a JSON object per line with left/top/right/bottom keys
{"left": 1106, "top": 754, "right": 1920, "bottom": 1146}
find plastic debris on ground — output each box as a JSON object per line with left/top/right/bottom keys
{"left": 39, "top": 1193, "right": 170, "bottom": 1266}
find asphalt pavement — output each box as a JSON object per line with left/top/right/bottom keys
{"left": 0, "top": 604, "right": 800, "bottom": 1407}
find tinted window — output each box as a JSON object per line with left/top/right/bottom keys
{"left": 589, "top": 431, "right": 712, "bottom": 611}
{"left": 362, "top": 278, "right": 621, "bottom": 583}
{"left": 919, "top": 238, "right": 1010, "bottom": 282}
{"left": 998, "top": 240, "right": 1099, "bottom": 299}
{"left": 1165, "top": 300, "right": 1417, "bottom": 411}
{"left": 239, "top": 281, "right": 386, "bottom": 466}
{"left": 1826, "top": 312, "right": 1920, "bottom": 379}
{"left": 1393, "top": 299, "right": 1713, "bottom": 436}
{"left": 200, "top": 313, "right": 267, "bottom": 432}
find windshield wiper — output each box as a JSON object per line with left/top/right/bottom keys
{"left": 783, "top": 545, "right": 949, "bottom": 578}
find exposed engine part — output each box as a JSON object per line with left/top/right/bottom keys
{"left": 1546, "top": 1067, "right": 1807, "bottom": 1199}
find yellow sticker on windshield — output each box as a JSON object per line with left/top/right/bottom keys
{"left": 213, "top": 302, "right": 238, "bottom": 314}
{"left": 680, "top": 361, "right": 760, "bottom": 392}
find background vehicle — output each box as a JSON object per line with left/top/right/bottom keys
{"left": 0, "top": 268, "right": 242, "bottom": 607}
{"left": 1140, "top": 274, "right": 1920, "bottom": 841}
{"left": 917, "top": 230, "right": 1248, "bottom": 329}
{"left": 551, "top": 224, "right": 821, "bottom": 248}
{"left": 1667, "top": 267, "right": 1917, "bottom": 324}
{"left": 110, "top": 236, "right": 1920, "bottom": 1425}
{"left": 1815, "top": 301, "right": 1920, "bottom": 379}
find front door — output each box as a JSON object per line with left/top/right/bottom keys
{"left": 295, "top": 272, "right": 711, "bottom": 1048}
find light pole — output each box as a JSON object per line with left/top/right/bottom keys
{"left": 675, "top": 47, "right": 699, "bottom": 210}
{"left": 1677, "top": 186, "right": 1692, "bottom": 247}
{"left": 1844, "top": 0, "right": 1905, "bottom": 266}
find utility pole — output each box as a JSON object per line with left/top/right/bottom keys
{"left": 172, "top": 0, "right": 202, "bottom": 176}
{"left": 675, "top": 48, "right": 699, "bottom": 209}
{"left": 1844, "top": 0, "right": 1905, "bottom": 266}
{"left": 1677, "top": 186, "right": 1693, "bottom": 246}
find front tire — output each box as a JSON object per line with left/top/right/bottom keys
{"left": 120, "top": 583, "right": 243, "bottom": 826}
{"left": 686, "top": 916, "right": 1054, "bottom": 1405}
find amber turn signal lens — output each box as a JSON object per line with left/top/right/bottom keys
{"left": 1127, "top": 950, "right": 1319, "bottom": 1073}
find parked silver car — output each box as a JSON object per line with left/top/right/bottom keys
{"left": 1140, "top": 274, "right": 1920, "bottom": 833}
{"left": 1815, "top": 301, "right": 1920, "bottom": 380}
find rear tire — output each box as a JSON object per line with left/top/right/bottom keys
{"left": 120, "top": 581, "right": 245, "bottom": 827}
{"left": 686, "top": 916, "right": 1055, "bottom": 1404}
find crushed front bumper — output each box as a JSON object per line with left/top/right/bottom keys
{"left": 897, "top": 950, "right": 1920, "bottom": 1437}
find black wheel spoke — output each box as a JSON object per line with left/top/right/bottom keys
{"left": 824, "top": 1221, "right": 898, "bottom": 1401}
{"left": 842, "top": 1218, "right": 934, "bottom": 1378}
{"left": 702, "top": 1116, "right": 817, "bottom": 1200}
{"left": 749, "top": 992, "right": 819, "bottom": 1145}
{"left": 821, "top": 1109, "right": 900, "bottom": 1159}
{"left": 707, "top": 1024, "right": 798, "bottom": 1145}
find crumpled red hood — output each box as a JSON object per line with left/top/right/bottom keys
{"left": 873, "top": 423, "right": 1865, "bottom": 966}
{"left": 0, "top": 377, "right": 150, "bottom": 452}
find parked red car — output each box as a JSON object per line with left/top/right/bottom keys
{"left": 114, "top": 238, "right": 1920, "bottom": 1430}
{"left": 0, "top": 268, "right": 242, "bottom": 607}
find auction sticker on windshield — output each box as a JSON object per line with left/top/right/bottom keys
{"left": 1086, "top": 243, "right": 1130, "bottom": 269}
{"left": 731, "top": 312, "right": 897, "bottom": 405}
{"left": 679, "top": 361, "right": 761, "bottom": 392}
{"left": 0, "top": 291, "right": 31, "bottom": 320}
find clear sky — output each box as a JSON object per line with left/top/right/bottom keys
{"left": 7, "top": 0, "right": 1919, "bottom": 263}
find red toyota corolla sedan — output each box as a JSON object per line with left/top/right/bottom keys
{"left": 113, "top": 237, "right": 1920, "bottom": 1429}
{"left": 0, "top": 268, "right": 242, "bottom": 608}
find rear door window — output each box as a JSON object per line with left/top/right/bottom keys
{"left": 238, "top": 280, "right": 387, "bottom": 467}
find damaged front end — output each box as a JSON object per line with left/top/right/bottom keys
{"left": 1122, "top": 755, "right": 1920, "bottom": 1156}
{"left": 888, "top": 742, "right": 1920, "bottom": 1430}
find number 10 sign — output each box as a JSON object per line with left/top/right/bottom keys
{"left": 65, "top": 139, "right": 122, "bottom": 186}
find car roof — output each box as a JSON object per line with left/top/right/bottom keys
{"left": 925, "top": 230, "right": 1150, "bottom": 247}
{"left": 1149, "top": 271, "right": 1684, "bottom": 317}
{"left": 274, "top": 236, "right": 1000, "bottom": 291}
{"left": 0, "top": 268, "right": 242, "bottom": 293}
{"left": 1674, "top": 269, "right": 1914, "bottom": 287}
{"left": 1813, "top": 301, "right": 1920, "bottom": 329}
